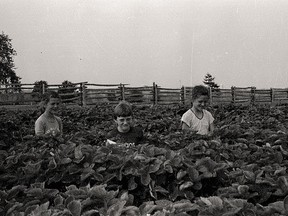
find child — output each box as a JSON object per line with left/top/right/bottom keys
{"left": 35, "top": 91, "right": 63, "bottom": 137}
{"left": 106, "top": 101, "right": 144, "bottom": 147}
{"left": 181, "top": 85, "right": 214, "bottom": 136}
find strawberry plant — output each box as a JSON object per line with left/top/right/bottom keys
{"left": 2, "top": 104, "right": 288, "bottom": 215}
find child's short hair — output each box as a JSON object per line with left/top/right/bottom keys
{"left": 41, "top": 91, "right": 60, "bottom": 104}
{"left": 114, "top": 101, "right": 133, "bottom": 119}
{"left": 192, "top": 85, "right": 209, "bottom": 101}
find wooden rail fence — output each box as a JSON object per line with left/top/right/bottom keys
{"left": 1, "top": 83, "right": 288, "bottom": 106}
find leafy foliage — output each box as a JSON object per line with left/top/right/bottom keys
{"left": 1, "top": 104, "right": 288, "bottom": 215}
{"left": 32, "top": 80, "right": 48, "bottom": 94}
{"left": 0, "top": 32, "right": 21, "bottom": 86}
{"left": 58, "top": 80, "right": 78, "bottom": 103}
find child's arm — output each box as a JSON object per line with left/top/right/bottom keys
{"left": 35, "top": 119, "right": 45, "bottom": 136}
{"left": 57, "top": 118, "right": 63, "bottom": 135}
{"left": 208, "top": 122, "right": 215, "bottom": 136}
{"left": 181, "top": 122, "right": 191, "bottom": 132}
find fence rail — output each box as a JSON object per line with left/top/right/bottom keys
{"left": 1, "top": 82, "right": 288, "bottom": 106}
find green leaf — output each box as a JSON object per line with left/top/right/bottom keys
{"left": 22, "top": 160, "right": 42, "bottom": 175}
{"left": 25, "top": 188, "right": 43, "bottom": 198}
{"left": 74, "top": 145, "right": 83, "bottom": 160}
{"left": 7, "top": 185, "right": 27, "bottom": 199}
{"left": 31, "top": 182, "right": 45, "bottom": 189}
{"left": 179, "top": 181, "right": 194, "bottom": 191}
{"left": 30, "top": 202, "right": 50, "bottom": 216}
{"left": 192, "top": 182, "right": 202, "bottom": 190}
{"left": 237, "top": 185, "right": 249, "bottom": 195}
{"left": 67, "top": 200, "right": 82, "bottom": 216}
{"left": 6, "top": 202, "right": 23, "bottom": 215}
{"left": 155, "top": 199, "right": 172, "bottom": 208}
{"left": 154, "top": 186, "right": 169, "bottom": 194}
{"left": 164, "top": 164, "right": 173, "bottom": 173}
{"left": 60, "top": 157, "right": 72, "bottom": 164}
{"left": 139, "top": 201, "right": 157, "bottom": 215}
{"left": 106, "top": 200, "right": 126, "bottom": 216}
{"left": 105, "top": 189, "right": 119, "bottom": 202}
{"left": 120, "top": 191, "right": 129, "bottom": 201}
{"left": 243, "top": 171, "right": 256, "bottom": 182}
{"left": 65, "top": 195, "right": 75, "bottom": 206}
{"left": 284, "top": 195, "right": 288, "bottom": 211}
{"left": 128, "top": 177, "right": 138, "bottom": 190}
{"left": 149, "top": 159, "right": 162, "bottom": 173}
{"left": 48, "top": 157, "right": 57, "bottom": 169}
{"left": 54, "top": 195, "right": 64, "bottom": 206}
{"left": 121, "top": 206, "right": 141, "bottom": 216}
{"left": 278, "top": 176, "right": 288, "bottom": 193}
{"left": 141, "top": 172, "right": 151, "bottom": 186}
{"left": 81, "top": 210, "right": 100, "bottom": 216}
{"left": 88, "top": 184, "right": 107, "bottom": 199}
{"left": 177, "top": 170, "right": 187, "bottom": 180}
{"left": 48, "top": 172, "right": 63, "bottom": 184}
{"left": 187, "top": 167, "right": 199, "bottom": 182}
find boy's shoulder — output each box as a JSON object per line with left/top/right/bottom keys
{"left": 203, "top": 109, "right": 213, "bottom": 116}
{"left": 182, "top": 109, "right": 193, "bottom": 117}
{"left": 54, "top": 115, "right": 62, "bottom": 122}
{"left": 131, "top": 125, "right": 143, "bottom": 133}
{"left": 35, "top": 114, "right": 45, "bottom": 123}
{"left": 203, "top": 109, "right": 214, "bottom": 120}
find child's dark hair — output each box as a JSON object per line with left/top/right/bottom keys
{"left": 192, "top": 85, "right": 209, "bottom": 101}
{"left": 41, "top": 91, "right": 60, "bottom": 104}
{"left": 114, "top": 101, "right": 133, "bottom": 119}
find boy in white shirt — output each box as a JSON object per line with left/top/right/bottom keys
{"left": 35, "top": 91, "right": 63, "bottom": 137}
{"left": 181, "top": 85, "right": 214, "bottom": 136}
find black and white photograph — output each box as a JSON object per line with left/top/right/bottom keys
{"left": 1, "top": 0, "right": 288, "bottom": 215}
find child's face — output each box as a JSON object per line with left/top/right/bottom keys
{"left": 115, "top": 116, "right": 133, "bottom": 133}
{"left": 45, "top": 98, "right": 60, "bottom": 114}
{"left": 192, "top": 95, "right": 209, "bottom": 112}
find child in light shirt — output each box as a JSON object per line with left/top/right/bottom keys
{"left": 181, "top": 85, "right": 214, "bottom": 136}
{"left": 35, "top": 91, "right": 63, "bottom": 137}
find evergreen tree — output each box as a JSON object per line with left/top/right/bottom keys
{"left": 203, "top": 73, "right": 220, "bottom": 89}
{"left": 0, "top": 32, "right": 21, "bottom": 88}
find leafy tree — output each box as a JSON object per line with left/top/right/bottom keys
{"left": 58, "top": 80, "right": 77, "bottom": 102}
{"left": 32, "top": 80, "right": 48, "bottom": 94}
{"left": 0, "top": 32, "right": 21, "bottom": 86}
{"left": 203, "top": 73, "right": 220, "bottom": 90}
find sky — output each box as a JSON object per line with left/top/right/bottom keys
{"left": 1, "top": 0, "right": 288, "bottom": 89}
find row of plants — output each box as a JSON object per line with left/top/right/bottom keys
{"left": 1, "top": 104, "right": 288, "bottom": 215}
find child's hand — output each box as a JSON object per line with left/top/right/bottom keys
{"left": 106, "top": 139, "right": 117, "bottom": 145}
{"left": 46, "top": 129, "right": 61, "bottom": 137}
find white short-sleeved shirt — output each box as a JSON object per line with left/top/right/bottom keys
{"left": 181, "top": 109, "right": 214, "bottom": 135}
{"left": 35, "top": 114, "right": 62, "bottom": 136}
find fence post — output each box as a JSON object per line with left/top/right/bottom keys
{"left": 181, "top": 86, "right": 186, "bottom": 105}
{"left": 153, "top": 82, "right": 158, "bottom": 105}
{"left": 231, "top": 86, "right": 235, "bottom": 104}
{"left": 251, "top": 86, "right": 256, "bottom": 105}
{"left": 120, "top": 83, "right": 125, "bottom": 101}
{"left": 270, "top": 88, "right": 274, "bottom": 103}
{"left": 80, "top": 82, "right": 87, "bottom": 106}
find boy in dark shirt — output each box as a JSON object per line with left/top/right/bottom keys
{"left": 106, "top": 101, "right": 144, "bottom": 147}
